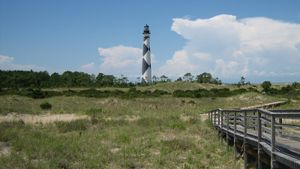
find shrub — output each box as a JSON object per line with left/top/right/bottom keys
{"left": 152, "top": 89, "right": 169, "bottom": 96}
{"left": 292, "top": 82, "right": 300, "bottom": 88}
{"left": 173, "top": 88, "right": 247, "bottom": 98}
{"left": 261, "top": 81, "right": 272, "bottom": 92}
{"left": 40, "top": 102, "right": 52, "bottom": 110}
{"left": 25, "top": 88, "right": 46, "bottom": 98}
{"left": 77, "top": 88, "right": 104, "bottom": 98}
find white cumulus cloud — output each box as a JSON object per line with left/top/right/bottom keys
{"left": 0, "top": 55, "right": 14, "bottom": 63}
{"left": 80, "top": 62, "right": 96, "bottom": 73}
{"left": 98, "top": 45, "right": 142, "bottom": 76}
{"left": 0, "top": 54, "right": 40, "bottom": 70}
{"left": 160, "top": 14, "right": 300, "bottom": 81}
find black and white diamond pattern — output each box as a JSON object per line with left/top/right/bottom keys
{"left": 142, "top": 25, "right": 151, "bottom": 83}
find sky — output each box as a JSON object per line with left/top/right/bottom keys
{"left": 1, "top": 0, "right": 300, "bottom": 82}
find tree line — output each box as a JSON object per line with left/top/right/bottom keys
{"left": 1, "top": 70, "right": 299, "bottom": 100}
{"left": 0, "top": 70, "right": 132, "bottom": 88}
{"left": 0, "top": 70, "right": 222, "bottom": 89}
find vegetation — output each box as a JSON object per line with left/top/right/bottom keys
{"left": 0, "top": 70, "right": 223, "bottom": 89}
{"left": 0, "top": 92, "right": 286, "bottom": 168}
{"left": 260, "top": 81, "right": 300, "bottom": 100}
{"left": 40, "top": 102, "right": 52, "bottom": 110}
{"left": 173, "top": 88, "right": 249, "bottom": 98}
{"left": 261, "top": 81, "right": 272, "bottom": 92}
{"left": 196, "top": 72, "right": 222, "bottom": 84}
{"left": 0, "top": 69, "right": 299, "bottom": 168}
{"left": 0, "top": 87, "right": 171, "bottom": 99}
{"left": 2, "top": 76, "right": 299, "bottom": 102}
{"left": 236, "top": 76, "right": 251, "bottom": 87}
{"left": 0, "top": 70, "right": 134, "bottom": 88}
{"left": 0, "top": 92, "right": 283, "bottom": 115}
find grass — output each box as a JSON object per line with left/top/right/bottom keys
{"left": 0, "top": 115, "right": 241, "bottom": 168}
{"left": 41, "top": 81, "right": 259, "bottom": 93}
{"left": 137, "top": 81, "right": 256, "bottom": 92}
{"left": 0, "top": 89, "right": 295, "bottom": 168}
{"left": 0, "top": 92, "right": 284, "bottom": 115}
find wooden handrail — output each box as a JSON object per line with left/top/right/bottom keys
{"left": 206, "top": 105, "right": 300, "bottom": 169}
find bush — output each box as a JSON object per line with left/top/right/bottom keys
{"left": 40, "top": 102, "right": 52, "bottom": 110}
{"left": 152, "top": 89, "right": 169, "bottom": 96}
{"left": 173, "top": 88, "right": 247, "bottom": 98}
{"left": 18, "top": 88, "right": 61, "bottom": 99}
{"left": 77, "top": 88, "right": 105, "bottom": 98}
{"left": 261, "top": 81, "right": 272, "bottom": 92}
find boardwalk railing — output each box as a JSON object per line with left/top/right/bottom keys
{"left": 208, "top": 108, "right": 300, "bottom": 169}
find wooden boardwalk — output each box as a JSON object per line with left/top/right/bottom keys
{"left": 207, "top": 102, "right": 300, "bottom": 169}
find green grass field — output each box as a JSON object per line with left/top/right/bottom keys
{"left": 41, "top": 81, "right": 259, "bottom": 93}
{"left": 0, "top": 84, "right": 298, "bottom": 168}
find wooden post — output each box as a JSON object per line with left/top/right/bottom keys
{"left": 217, "top": 110, "right": 221, "bottom": 142}
{"left": 234, "top": 111, "right": 237, "bottom": 159}
{"left": 221, "top": 110, "right": 224, "bottom": 129}
{"left": 243, "top": 111, "right": 247, "bottom": 169}
{"left": 279, "top": 118, "right": 282, "bottom": 136}
{"left": 213, "top": 111, "right": 216, "bottom": 126}
{"left": 208, "top": 111, "right": 211, "bottom": 122}
{"left": 271, "top": 116, "right": 276, "bottom": 169}
{"left": 221, "top": 110, "right": 224, "bottom": 144}
{"left": 218, "top": 110, "right": 220, "bottom": 127}
{"left": 257, "top": 111, "right": 262, "bottom": 169}
{"left": 226, "top": 111, "right": 229, "bottom": 150}
{"left": 211, "top": 111, "right": 213, "bottom": 123}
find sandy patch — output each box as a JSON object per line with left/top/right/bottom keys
{"left": 151, "top": 149, "right": 160, "bottom": 156}
{"left": 103, "top": 115, "right": 140, "bottom": 122}
{"left": 159, "top": 131, "right": 176, "bottom": 141}
{"left": 97, "top": 99, "right": 119, "bottom": 105}
{"left": 180, "top": 114, "right": 191, "bottom": 122}
{"left": 0, "top": 142, "right": 11, "bottom": 157}
{"left": 110, "top": 147, "right": 121, "bottom": 154}
{"left": 0, "top": 113, "right": 89, "bottom": 124}
{"left": 199, "top": 113, "right": 208, "bottom": 121}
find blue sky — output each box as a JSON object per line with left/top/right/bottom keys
{"left": 1, "top": 0, "right": 300, "bottom": 82}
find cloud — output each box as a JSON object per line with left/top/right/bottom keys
{"left": 160, "top": 14, "right": 300, "bottom": 81}
{"left": 0, "top": 54, "right": 40, "bottom": 70}
{"left": 98, "top": 45, "right": 142, "bottom": 76}
{"left": 0, "top": 55, "right": 14, "bottom": 63}
{"left": 81, "top": 62, "right": 95, "bottom": 69}
{"left": 79, "top": 62, "right": 96, "bottom": 73}
{"left": 159, "top": 50, "right": 198, "bottom": 76}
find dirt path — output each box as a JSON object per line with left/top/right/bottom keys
{"left": 0, "top": 113, "right": 89, "bottom": 124}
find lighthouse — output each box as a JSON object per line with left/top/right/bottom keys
{"left": 142, "top": 24, "right": 151, "bottom": 83}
